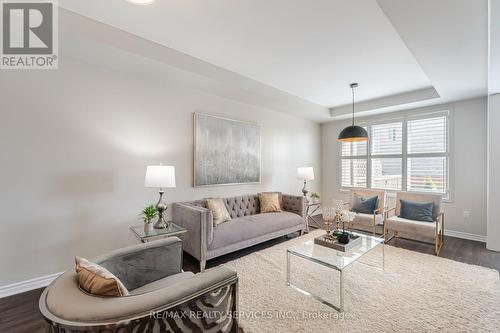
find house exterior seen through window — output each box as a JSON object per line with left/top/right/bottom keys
{"left": 340, "top": 111, "right": 449, "bottom": 198}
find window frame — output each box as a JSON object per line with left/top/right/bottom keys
{"left": 338, "top": 109, "right": 452, "bottom": 201}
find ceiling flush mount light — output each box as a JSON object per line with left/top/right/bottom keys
{"left": 126, "top": 0, "right": 155, "bottom": 5}
{"left": 337, "top": 83, "right": 369, "bottom": 142}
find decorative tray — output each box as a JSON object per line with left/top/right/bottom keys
{"left": 314, "top": 232, "right": 362, "bottom": 252}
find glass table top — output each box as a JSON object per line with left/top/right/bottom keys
{"left": 129, "top": 222, "right": 187, "bottom": 240}
{"left": 287, "top": 232, "right": 384, "bottom": 271}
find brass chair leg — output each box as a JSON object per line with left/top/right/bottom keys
{"left": 441, "top": 214, "right": 445, "bottom": 244}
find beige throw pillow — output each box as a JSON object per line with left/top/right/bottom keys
{"left": 206, "top": 198, "right": 232, "bottom": 226}
{"left": 259, "top": 192, "right": 282, "bottom": 213}
{"left": 75, "top": 256, "right": 129, "bottom": 297}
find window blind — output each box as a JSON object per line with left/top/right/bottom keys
{"left": 339, "top": 112, "right": 449, "bottom": 197}
{"left": 407, "top": 116, "right": 448, "bottom": 194}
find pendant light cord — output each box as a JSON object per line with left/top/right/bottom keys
{"left": 351, "top": 85, "right": 355, "bottom": 126}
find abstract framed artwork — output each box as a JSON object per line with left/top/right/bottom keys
{"left": 194, "top": 113, "right": 261, "bottom": 187}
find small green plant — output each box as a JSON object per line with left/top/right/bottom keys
{"left": 140, "top": 204, "right": 158, "bottom": 224}
{"left": 310, "top": 192, "right": 320, "bottom": 199}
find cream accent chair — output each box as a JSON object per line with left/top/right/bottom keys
{"left": 345, "top": 189, "right": 387, "bottom": 235}
{"left": 384, "top": 192, "right": 445, "bottom": 255}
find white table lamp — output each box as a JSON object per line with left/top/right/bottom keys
{"left": 297, "top": 167, "right": 314, "bottom": 197}
{"left": 145, "top": 165, "right": 176, "bottom": 229}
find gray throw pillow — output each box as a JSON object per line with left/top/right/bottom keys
{"left": 351, "top": 194, "right": 378, "bottom": 214}
{"left": 399, "top": 199, "right": 434, "bottom": 222}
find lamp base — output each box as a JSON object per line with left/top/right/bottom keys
{"left": 154, "top": 190, "right": 169, "bottom": 229}
{"left": 302, "top": 180, "right": 309, "bottom": 199}
{"left": 154, "top": 217, "right": 169, "bottom": 229}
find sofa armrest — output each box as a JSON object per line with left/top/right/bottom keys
{"left": 282, "top": 194, "right": 306, "bottom": 217}
{"left": 96, "top": 237, "right": 182, "bottom": 291}
{"left": 172, "top": 202, "right": 213, "bottom": 263}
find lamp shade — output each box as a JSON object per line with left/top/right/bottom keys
{"left": 297, "top": 167, "right": 315, "bottom": 180}
{"left": 337, "top": 125, "right": 369, "bottom": 142}
{"left": 144, "top": 165, "right": 176, "bottom": 188}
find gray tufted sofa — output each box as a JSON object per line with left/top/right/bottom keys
{"left": 172, "top": 194, "right": 306, "bottom": 271}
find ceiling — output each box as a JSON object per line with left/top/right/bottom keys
{"left": 59, "top": 0, "right": 488, "bottom": 122}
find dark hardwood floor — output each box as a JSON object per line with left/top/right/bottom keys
{"left": 2, "top": 216, "right": 499, "bottom": 333}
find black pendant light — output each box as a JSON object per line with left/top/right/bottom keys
{"left": 337, "top": 83, "right": 368, "bottom": 142}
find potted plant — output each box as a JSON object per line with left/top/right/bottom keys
{"left": 140, "top": 204, "right": 157, "bottom": 233}
{"left": 310, "top": 192, "right": 320, "bottom": 204}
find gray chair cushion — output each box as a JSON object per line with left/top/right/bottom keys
{"left": 395, "top": 192, "right": 442, "bottom": 221}
{"left": 351, "top": 194, "right": 378, "bottom": 214}
{"left": 209, "top": 212, "right": 303, "bottom": 250}
{"left": 349, "top": 189, "right": 386, "bottom": 211}
{"left": 130, "top": 272, "right": 194, "bottom": 295}
{"left": 399, "top": 199, "right": 434, "bottom": 222}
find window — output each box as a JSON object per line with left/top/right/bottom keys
{"left": 340, "top": 112, "right": 450, "bottom": 198}
{"left": 370, "top": 122, "right": 403, "bottom": 190}
{"left": 407, "top": 116, "right": 448, "bottom": 194}
{"left": 340, "top": 128, "right": 367, "bottom": 188}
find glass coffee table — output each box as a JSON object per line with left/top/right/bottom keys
{"left": 286, "top": 232, "right": 384, "bottom": 312}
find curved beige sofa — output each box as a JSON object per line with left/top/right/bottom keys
{"left": 39, "top": 237, "right": 239, "bottom": 332}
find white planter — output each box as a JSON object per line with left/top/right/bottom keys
{"left": 144, "top": 223, "right": 154, "bottom": 234}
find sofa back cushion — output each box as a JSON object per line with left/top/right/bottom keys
{"left": 188, "top": 194, "right": 260, "bottom": 218}
{"left": 223, "top": 195, "right": 260, "bottom": 218}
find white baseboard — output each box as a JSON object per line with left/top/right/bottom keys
{"left": 0, "top": 272, "right": 62, "bottom": 299}
{"left": 445, "top": 230, "right": 487, "bottom": 242}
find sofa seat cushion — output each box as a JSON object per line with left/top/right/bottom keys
{"left": 209, "top": 212, "right": 303, "bottom": 250}
{"left": 130, "top": 271, "right": 194, "bottom": 295}
{"left": 352, "top": 213, "right": 384, "bottom": 227}
{"left": 386, "top": 216, "right": 438, "bottom": 238}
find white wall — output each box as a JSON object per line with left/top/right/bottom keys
{"left": 486, "top": 0, "right": 500, "bottom": 251}
{"left": 321, "top": 97, "right": 487, "bottom": 237}
{"left": 487, "top": 94, "right": 500, "bottom": 250}
{"left": 0, "top": 55, "right": 321, "bottom": 286}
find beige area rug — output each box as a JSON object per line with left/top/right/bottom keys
{"left": 224, "top": 230, "right": 500, "bottom": 333}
